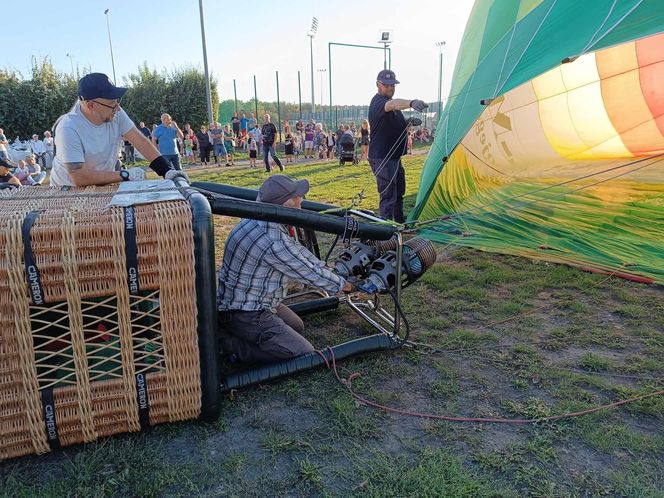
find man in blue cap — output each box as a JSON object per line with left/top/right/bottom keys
{"left": 50, "top": 72, "right": 185, "bottom": 187}
{"left": 368, "top": 69, "right": 427, "bottom": 223}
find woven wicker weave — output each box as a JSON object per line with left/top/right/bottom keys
{"left": 0, "top": 185, "right": 202, "bottom": 460}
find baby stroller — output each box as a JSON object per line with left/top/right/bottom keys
{"left": 338, "top": 133, "right": 359, "bottom": 165}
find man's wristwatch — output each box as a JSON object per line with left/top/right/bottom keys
{"left": 119, "top": 170, "right": 130, "bottom": 182}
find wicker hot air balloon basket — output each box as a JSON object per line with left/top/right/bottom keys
{"left": 0, "top": 183, "right": 220, "bottom": 461}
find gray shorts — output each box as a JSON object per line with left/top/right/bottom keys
{"left": 218, "top": 303, "right": 313, "bottom": 363}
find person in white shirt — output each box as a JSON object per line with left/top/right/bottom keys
{"left": 25, "top": 154, "right": 46, "bottom": 184}
{"left": 43, "top": 130, "right": 54, "bottom": 168}
{"left": 0, "top": 128, "right": 9, "bottom": 162}
{"left": 50, "top": 72, "right": 185, "bottom": 187}
{"left": 13, "top": 160, "right": 36, "bottom": 186}
{"left": 30, "top": 134, "right": 47, "bottom": 168}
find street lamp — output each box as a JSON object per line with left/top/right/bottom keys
{"left": 104, "top": 8, "right": 117, "bottom": 84}
{"left": 198, "top": 0, "right": 214, "bottom": 125}
{"left": 66, "top": 53, "right": 74, "bottom": 75}
{"left": 436, "top": 41, "right": 446, "bottom": 117}
{"left": 307, "top": 17, "right": 318, "bottom": 116}
{"left": 317, "top": 69, "right": 326, "bottom": 112}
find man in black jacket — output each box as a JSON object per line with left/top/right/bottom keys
{"left": 261, "top": 113, "right": 284, "bottom": 172}
{"left": 368, "top": 69, "right": 427, "bottom": 222}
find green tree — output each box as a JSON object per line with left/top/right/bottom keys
{"left": 122, "top": 63, "right": 218, "bottom": 128}
{"left": 0, "top": 58, "right": 78, "bottom": 139}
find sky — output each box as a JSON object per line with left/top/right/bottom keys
{"left": 0, "top": 0, "right": 475, "bottom": 107}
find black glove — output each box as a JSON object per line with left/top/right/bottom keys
{"left": 410, "top": 99, "right": 428, "bottom": 112}
{"left": 149, "top": 155, "right": 173, "bottom": 177}
{"left": 407, "top": 117, "right": 422, "bottom": 127}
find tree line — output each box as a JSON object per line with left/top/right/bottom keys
{"left": 0, "top": 57, "right": 370, "bottom": 140}
{"left": 0, "top": 58, "right": 220, "bottom": 139}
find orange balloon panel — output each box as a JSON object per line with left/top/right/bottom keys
{"left": 458, "top": 35, "right": 664, "bottom": 176}
{"left": 636, "top": 32, "right": 664, "bottom": 138}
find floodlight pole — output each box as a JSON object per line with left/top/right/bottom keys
{"left": 308, "top": 34, "right": 315, "bottom": 117}
{"left": 436, "top": 41, "right": 446, "bottom": 118}
{"left": 328, "top": 42, "right": 391, "bottom": 126}
{"left": 307, "top": 17, "right": 318, "bottom": 118}
{"left": 297, "top": 70, "right": 302, "bottom": 119}
{"left": 276, "top": 71, "right": 282, "bottom": 144}
{"left": 317, "top": 69, "right": 326, "bottom": 121}
{"left": 66, "top": 53, "right": 74, "bottom": 75}
{"left": 233, "top": 79, "right": 238, "bottom": 114}
{"left": 103, "top": 9, "right": 117, "bottom": 85}
{"left": 253, "top": 75, "right": 258, "bottom": 118}
{"left": 381, "top": 43, "right": 391, "bottom": 69}
{"left": 198, "top": 0, "right": 214, "bottom": 125}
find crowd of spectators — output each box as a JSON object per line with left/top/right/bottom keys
{"left": 0, "top": 127, "right": 52, "bottom": 186}
{"left": 0, "top": 113, "right": 433, "bottom": 185}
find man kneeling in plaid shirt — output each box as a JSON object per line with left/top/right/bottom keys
{"left": 217, "top": 174, "right": 354, "bottom": 363}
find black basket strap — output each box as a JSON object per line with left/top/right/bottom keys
{"left": 342, "top": 216, "right": 359, "bottom": 246}
{"left": 22, "top": 210, "right": 45, "bottom": 306}
{"left": 123, "top": 207, "right": 140, "bottom": 295}
{"left": 41, "top": 388, "right": 61, "bottom": 450}
{"left": 135, "top": 373, "right": 151, "bottom": 429}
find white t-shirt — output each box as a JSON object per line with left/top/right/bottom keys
{"left": 43, "top": 137, "right": 54, "bottom": 152}
{"left": 50, "top": 101, "right": 134, "bottom": 187}
{"left": 30, "top": 139, "right": 46, "bottom": 154}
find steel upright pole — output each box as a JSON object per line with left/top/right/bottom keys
{"left": 298, "top": 70, "right": 302, "bottom": 119}
{"left": 436, "top": 41, "right": 446, "bottom": 120}
{"left": 438, "top": 52, "right": 443, "bottom": 117}
{"left": 328, "top": 43, "right": 333, "bottom": 126}
{"left": 103, "top": 9, "right": 117, "bottom": 85}
{"left": 253, "top": 75, "right": 258, "bottom": 119}
{"left": 233, "top": 79, "right": 238, "bottom": 114}
{"left": 66, "top": 53, "right": 74, "bottom": 75}
{"left": 198, "top": 0, "right": 214, "bottom": 125}
{"left": 309, "top": 35, "right": 315, "bottom": 115}
{"left": 276, "top": 71, "right": 282, "bottom": 144}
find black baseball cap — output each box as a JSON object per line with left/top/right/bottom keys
{"left": 377, "top": 69, "right": 400, "bottom": 85}
{"left": 257, "top": 175, "right": 310, "bottom": 205}
{"left": 78, "top": 72, "right": 127, "bottom": 100}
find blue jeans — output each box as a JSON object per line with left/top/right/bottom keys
{"left": 369, "top": 157, "right": 405, "bottom": 223}
{"left": 163, "top": 154, "right": 181, "bottom": 171}
{"left": 263, "top": 144, "right": 283, "bottom": 172}
{"left": 213, "top": 143, "right": 227, "bottom": 162}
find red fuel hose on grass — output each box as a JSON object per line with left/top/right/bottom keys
{"left": 317, "top": 346, "right": 664, "bottom": 425}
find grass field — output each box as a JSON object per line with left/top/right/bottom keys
{"left": 1, "top": 152, "right": 662, "bottom": 497}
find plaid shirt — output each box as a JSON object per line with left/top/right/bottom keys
{"left": 217, "top": 218, "right": 345, "bottom": 311}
